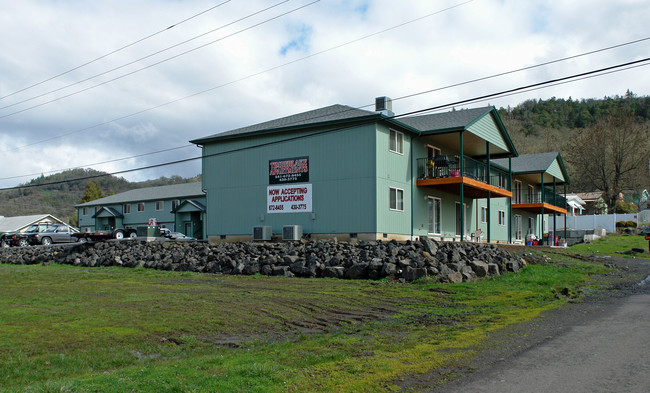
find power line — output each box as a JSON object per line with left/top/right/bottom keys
{"left": 0, "top": 0, "right": 320, "bottom": 118}
{"left": 3, "top": 56, "right": 648, "bottom": 192}
{"left": 2, "top": 35, "right": 648, "bottom": 181}
{"left": 0, "top": 0, "right": 290, "bottom": 112}
{"left": 0, "top": 0, "right": 232, "bottom": 101}
{"left": 2, "top": 19, "right": 646, "bottom": 154}
{"left": 0, "top": 145, "right": 195, "bottom": 182}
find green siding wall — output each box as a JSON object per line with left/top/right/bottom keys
{"left": 202, "top": 125, "right": 379, "bottom": 236}
{"left": 375, "top": 125, "right": 412, "bottom": 235}
{"left": 467, "top": 113, "right": 509, "bottom": 151}
{"left": 546, "top": 159, "right": 565, "bottom": 182}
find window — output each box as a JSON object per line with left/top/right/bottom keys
{"left": 123, "top": 204, "right": 131, "bottom": 214}
{"left": 389, "top": 187, "right": 404, "bottom": 211}
{"left": 481, "top": 206, "right": 487, "bottom": 223}
{"left": 498, "top": 210, "right": 506, "bottom": 226}
{"left": 155, "top": 201, "right": 164, "bottom": 211}
{"left": 528, "top": 217, "right": 535, "bottom": 236}
{"left": 389, "top": 129, "right": 403, "bottom": 154}
{"left": 172, "top": 199, "right": 181, "bottom": 210}
{"left": 82, "top": 207, "right": 87, "bottom": 216}
{"left": 137, "top": 202, "right": 145, "bottom": 212}
{"left": 528, "top": 185, "right": 535, "bottom": 203}
{"left": 427, "top": 197, "right": 441, "bottom": 234}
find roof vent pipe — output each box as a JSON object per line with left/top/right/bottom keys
{"left": 375, "top": 96, "right": 394, "bottom": 117}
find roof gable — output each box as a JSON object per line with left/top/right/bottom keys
{"left": 172, "top": 199, "right": 206, "bottom": 213}
{"left": 93, "top": 207, "right": 123, "bottom": 218}
{"left": 492, "top": 152, "right": 570, "bottom": 184}
{"left": 0, "top": 214, "right": 67, "bottom": 233}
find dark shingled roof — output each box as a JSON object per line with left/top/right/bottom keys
{"left": 76, "top": 182, "right": 204, "bottom": 207}
{"left": 492, "top": 152, "right": 560, "bottom": 173}
{"left": 191, "top": 104, "right": 379, "bottom": 144}
{"left": 397, "top": 107, "right": 492, "bottom": 133}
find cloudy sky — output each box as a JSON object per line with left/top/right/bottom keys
{"left": 0, "top": 0, "right": 648, "bottom": 189}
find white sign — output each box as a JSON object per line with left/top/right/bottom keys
{"left": 267, "top": 184, "right": 312, "bottom": 213}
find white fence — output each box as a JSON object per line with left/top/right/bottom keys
{"left": 557, "top": 210, "right": 650, "bottom": 233}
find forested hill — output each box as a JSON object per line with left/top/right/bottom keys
{"left": 497, "top": 91, "right": 650, "bottom": 209}
{"left": 497, "top": 91, "right": 650, "bottom": 135}
{"left": 0, "top": 168, "right": 201, "bottom": 226}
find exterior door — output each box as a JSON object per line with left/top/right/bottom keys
{"left": 514, "top": 215, "right": 522, "bottom": 241}
{"left": 427, "top": 197, "right": 441, "bottom": 235}
{"left": 427, "top": 145, "right": 440, "bottom": 178}
{"left": 184, "top": 222, "right": 193, "bottom": 237}
{"left": 455, "top": 202, "right": 468, "bottom": 238}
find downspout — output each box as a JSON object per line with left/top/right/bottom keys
{"left": 199, "top": 144, "right": 208, "bottom": 241}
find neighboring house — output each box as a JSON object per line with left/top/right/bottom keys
{"left": 565, "top": 194, "right": 586, "bottom": 216}
{"left": 574, "top": 191, "right": 608, "bottom": 215}
{"left": 190, "top": 97, "right": 522, "bottom": 242}
{"left": 76, "top": 182, "right": 206, "bottom": 239}
{"left": 0, "top": 214, "right": 70, "bottom": 235}
{"left": 490, "top": 152, "right": 569, "bottom": 245}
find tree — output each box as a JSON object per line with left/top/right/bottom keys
{"left": 566, "top": 106, "right": 650, "bottom": 212}
{"left": 80, "top": 180, "right": 105, "bottom": 203}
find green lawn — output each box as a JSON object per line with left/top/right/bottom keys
{"left": 0, "top": 249, "right": 611, "bottom": 392}
{"left": 571, "top": 233, "right": 650, "bottom": 258}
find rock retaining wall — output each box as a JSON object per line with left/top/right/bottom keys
{"left": 0, "top": 238, "right": 526, "bottom": 282}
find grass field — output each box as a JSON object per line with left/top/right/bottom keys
{"left": 0, "top": 242, "right": 619, "bottom": 392}
{"left": 570, "top": 233, "right": 650, "bottom": 258}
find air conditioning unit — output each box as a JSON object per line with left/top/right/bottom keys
{"left": 282, "top": 225, "right": 302, "bottom": 241}
{"left": 252, "top": 226, "right": 272, "bottom": 241}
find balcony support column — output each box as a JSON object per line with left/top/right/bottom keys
{"left": 486, "top": 141, "right": 491, "bottom": 243}
{"left": 553, "top": 178, "right": 557, "bottom": 246}
{"left": 508, "top": 157, "right": 512, "bottom": 244}
{"left": 460, "top": 131, "right": 465, "bottom": 239}
{"left": 564, "top": 183, "right": 569, "bottom": 241}
{"left": 539, "top": 172, "right": 546, "bottom": 245}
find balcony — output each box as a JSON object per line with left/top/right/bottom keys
{"left": 416, "top": 156, "right": 512, "bottom": 199}
{"left": 512, "top": 187, "right": 567, "bottom": 214}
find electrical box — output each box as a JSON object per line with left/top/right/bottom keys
{"left": 282, "top": 225, "right": 302, "bottom": 241}
{"left": 253, "top": 226, "right": 272, "bottom": 241}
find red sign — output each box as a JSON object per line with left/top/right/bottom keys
{"left": 644, "top": 235, "right": 650, "bottom": 240}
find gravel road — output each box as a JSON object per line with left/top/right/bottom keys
{"left": 427, "top": 255, "right": 650, "bottom": 393}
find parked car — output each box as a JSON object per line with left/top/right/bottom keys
{"left": 1, "top": 223, "right": 54, "bottom": 247}
{"left": 25, "top": 224, "right": 78, "bottom": 246}
{"left": 160, "top": 228, "right": 195, "bottom": 240}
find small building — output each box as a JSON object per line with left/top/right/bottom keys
{"left": 0, "top": 214, "right": 70, "bottom": 235}
{"left": 490, "top": 152, "right": 569, "bottom": 245}
{"left": 573, "top": 191, "right": 608, "bottom": 215}
{"left": 191, "top": 98, "right": 533, "bottom": 242}
{"left": 76, "top": 182, "right": 206, "bottom": 239}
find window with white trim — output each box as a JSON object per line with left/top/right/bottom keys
{"left": 498, "top": 210, "right": 506, "bottom": 226}
{"left": 82, "top": 207, "right": 87, "bottom": 216}
{"left": 481, "top": 206, "right": 487, "bottom": 223}
{"left": 123, "top": 204, "right": 131, "bottom": 214}
{"left": 389, "top": 187, "right": 404, "bottom": 211}
{"left": 155, "top": 201, "right": 164, "bottom": 211}
{"left": 389, "top": 129, "right": 403, "bottom": 154}
{"left": 172, "top": 199, "right": 181, "bottom": 210}
{"left": 137, "top": 202, "right": 145, "bottom": 212}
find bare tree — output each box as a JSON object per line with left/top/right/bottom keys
{"left": 566, "top": 107, "right": 650, "bottom": 212}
